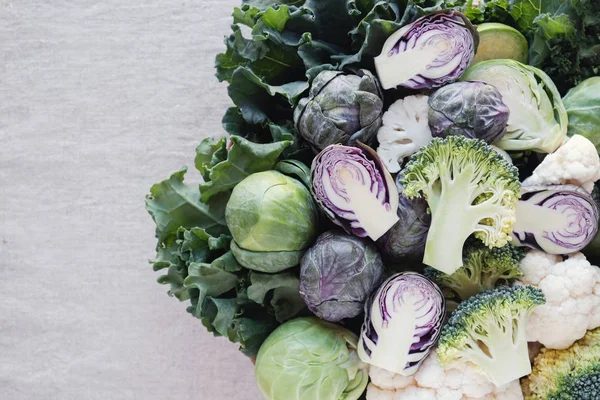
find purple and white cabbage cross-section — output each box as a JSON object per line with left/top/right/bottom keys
{"left": 311, "top": 143, "right": 399, "bottom": 241}
{"left": 374, "top": 10, "right": 479, "bottom": 90}
{"left": 357, "top": 272, "right": 446, "bottom": 376}
{"left": 512, "top": 185, "right": 599, "bottom": 254}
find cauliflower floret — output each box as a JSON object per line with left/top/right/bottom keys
{"left": 368, "top": 366, "right": 417, "bottom": 391}
{"left": 517, "top": 250, "right": 600, "bottom": 349}
{"left": 367, "top": 384, "right": 448, "bottom": 400}
{"left": 522, "top": 134, "right": 600, "bottom": 192}
{"left": 376, "top": 95, "right": 432, "bottom": 173}
{"left": 470, "top": 381, "right": 523, "bottom": 400}
{"left": 367, "top": 350, "right": 523, "bottom": 400}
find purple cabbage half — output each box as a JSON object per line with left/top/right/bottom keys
{"left": 428, "top": 81, "right": 509, "bottom": 143}
{"left": 311, "top": 143, "right": 399, "bottom": 241}
{"left": 374, "top": 10, "right": 479, "bottom": 90}
{"left": 511, "top": 185, "right": 599, "bottom": 254}
{"left": 357, "top": 272, "right": 445, "bottom": 376}
{"left": 299, "top": 231, "right": 385, "bottom": 322}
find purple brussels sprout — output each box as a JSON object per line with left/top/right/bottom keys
{"left": 377, "top": 178, "right": 431, "bottom": 262}
{"left": 358, "top": 272, "right": 445, "bottom": 376}
{"left": 311, "top": 143, "right": 399, "bottom": 241}
{"left": 428, "top": 81, "right": 509, "bottom": 143}
{"left": 512, "top": 185, "right": 599, "bottom": 254}
{"left": 299, "top": 231, "right": 385, "bottom": 322}
{"left": 374, "top": 10, "right": 479, "bottom": 90}
{"left": 294, "top": 70, "right": 384, "bottom": 153}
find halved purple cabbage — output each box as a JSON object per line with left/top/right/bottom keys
{"left": 299, "top": 231, "right": 385, "bottom": 322}
{"left": 374, "top": 10, "right": 478, "bottom": 90}
{"left": 512, "top": 185, "right": 599, "bottom": 254}
{"left": 311, "top": 143, "right": 399, "bottom": 241}
{"left": 358, "top": 272, "right": 445, "bottom": 376}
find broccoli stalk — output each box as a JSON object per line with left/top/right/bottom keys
{"left": 437, "top": 285, "right": 545, "bottom": 386}
{"left": 424, "top": 240, "right": 524, "bottom": 301}
{"left": 401, "top": 136, "right": 520, "bottom": 274}
{"left": 523, "top": 328, "right": 600, "bottom": 400}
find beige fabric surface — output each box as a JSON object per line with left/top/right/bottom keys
{"left": 0, "top": 1, "right": 263, "bottom": 399}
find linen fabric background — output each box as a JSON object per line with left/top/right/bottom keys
{"left": 0, "top": 1, "right": 264, "bottom": 399}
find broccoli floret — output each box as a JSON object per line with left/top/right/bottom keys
{"left": 424, "top": 240, "right": 524, "bottom": 301}
{"left": 523, "top": 328, "right": 600, "bottom": 400}
{"left": 400, "top": 136, "right": 520, "bottom": 274}
{"left": 437, "top": 285, "right": 545, "bottom": 386}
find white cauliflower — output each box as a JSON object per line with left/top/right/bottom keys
{"left": 522, "top": 134, "right": 600, "bottom": 192}
{"left": 517, "top": 250, "right": 600, "bottom": 349}
{"left": 367, "top": 350, "right": 523, "bottom": 400}
{"left": 376, "top": 95, "right": 432, "bottom": 173}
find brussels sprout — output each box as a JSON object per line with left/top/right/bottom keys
{"left": 294, "top": 70, "right": 384, "bottom": 153}
{"left": 299, "top": 231, "right": 385, "bottom": 322}
{"left": 377, "top": 179, "right": 431, "bottom": 262}
{"left": 255, "top": 317, "right": 369, "bottom": 400}
{"left": 374, "top": 10, "right": 478, "bottom": 90}
{"left": 563, "top": 77, "right": 600, "bottom": 153}
{"left": 473, "top": 23, "right": 528, "bottom": 64}
{"left": 225, "top": 170, "right": 318, "bottom": 272}
{"left": 461, "top": 59, "right": 568, "bottom": 153}
{"left": 230, "top": 241, "right": 304, "bottom": 273}
{"left": 428, "top": 81, "right": 509, "bottom": 143}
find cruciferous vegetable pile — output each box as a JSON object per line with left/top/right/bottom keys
{"left": 145, "top": 2, "right": 600, "bottom": 399}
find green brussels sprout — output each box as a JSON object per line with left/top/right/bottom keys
{"left": 225, "top": 171, "right": 318, "bottom": 272}
{"left": 255, "top": 317, "right": 368, "bottom": 400}
{"left": 473, "top": 23, "right": 528, "bottom": 64}
{"left": 294, "top": 70, "right": 384, "bottom": 153}
{"left": 563, "top": 77, "right": 600, "bottom": 153}
{"left": 462, "top": 60, "right": 568, "bottom": 154}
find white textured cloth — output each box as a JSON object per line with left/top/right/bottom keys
{"left": 0, "top": 1, "right": 262, "bottom": 399}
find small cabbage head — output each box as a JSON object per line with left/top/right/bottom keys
{"left": 473, "top": 23, "right": 528, "bottom": 64}
{"left": 461, "top": 59, "right": 568, "bottom": 153}
{"left": 294, "top": 70, "right": 384, "bottom": 153}
{"left": 225, "top": 171, "right": 318, "bottom": 272}
{"left": 299, "top": 230, "right": 385, "bottom": 322}
{"left": 428, "top": 81, "right": 509, "bottom": 143}
{"left": 563, "top": 77, "right": 600, "bottom": 153}
{"left": 377, "top": 179, "right": 431, "bottom": 262}
{"left": 255, "top": 317, "right": 369, "bottom": 400}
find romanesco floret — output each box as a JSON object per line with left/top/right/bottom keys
{"left": 517, "top": 250, "right": 600, "bottom": 349}
{"left": 436, "top": 285, "right": 545, "bottom": 387}
{"left": 522, "top": 328, "right": 600, "bottom": 400}
{"left": 424, "top": 240, "right": 524, "bottom": 301}
{"left": 400, "top": 136, "right": 521, "bottom": 274}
